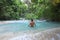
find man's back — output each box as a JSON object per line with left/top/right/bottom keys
{"left": 30, "top": 21, "right": 35, "bottom": 27}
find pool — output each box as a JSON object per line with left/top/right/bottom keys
{"left": 0, "top": 20, "right": 60, "bottom": 33}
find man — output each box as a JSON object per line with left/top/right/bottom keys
{"left": 29, "top": 19, "right": 35, "bottom": 27}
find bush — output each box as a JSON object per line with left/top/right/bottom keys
{"left": 25, "top": 13, "right": 38, "bottom": 19}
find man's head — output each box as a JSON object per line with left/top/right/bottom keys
{"left": 31, "top": 19, "right": 33, "bottom": 21}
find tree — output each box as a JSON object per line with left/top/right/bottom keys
{"left": 0, "top": 0, "right": 21, "bottom": 20}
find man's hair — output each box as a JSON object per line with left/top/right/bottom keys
{"left": 31, "top": 19, "right": 33, "bottom": 21}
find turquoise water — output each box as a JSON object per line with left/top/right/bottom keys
{"left": 0, "top": 21, "right": 60, "bottom": 33}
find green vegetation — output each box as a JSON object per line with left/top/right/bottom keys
{"left": 0, "top": 0, "right": 60, "bottom": 21}
{"left": 0, "top": 0, "right": 20, "bottom": 20}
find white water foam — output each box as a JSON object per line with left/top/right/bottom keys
{"left": 9, "top": 28, "right": 60, "bottom": 40}
{"left": 9, "top": 34, "right": 33, "bottom": 40}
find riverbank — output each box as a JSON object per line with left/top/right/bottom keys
{"left": 0, "top": 27, "right": 60, "bottom": 40}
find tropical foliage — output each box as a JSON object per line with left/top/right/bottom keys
{"left": 0, "top": 0, "right": 60, "bottom": 21}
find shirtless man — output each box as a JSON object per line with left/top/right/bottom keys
{"left": 30, "top": 19, "right": 35, "bottom": 27}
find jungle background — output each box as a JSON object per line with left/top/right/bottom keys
{"left": 0, "top": 0, "right": 60, "bottom": 21}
